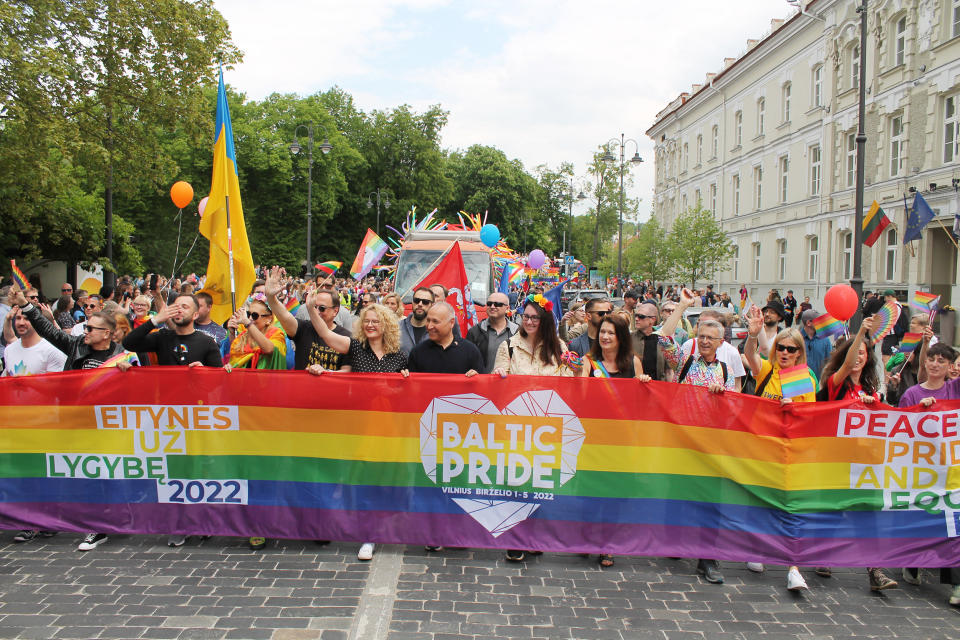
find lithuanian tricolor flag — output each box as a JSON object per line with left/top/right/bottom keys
{"left": 862, "top": 200, "right": 891, "bottom": 247}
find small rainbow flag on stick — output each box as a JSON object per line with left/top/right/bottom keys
{"left": 813, "top": 313, "right": 845, "bottom": 338}
{"left": 911, "top": 291, "right": 940, "bottom": 314}
{"left": 868, "top": 300, "right": 901, "bottom": 342}
{"left": 897, "top": 332, "right": 923, "bottom": 354}
{"left": 9, "top": 260, "right": 28, "bottom": 290}
{"left": 284, "top": 296, "right": 301, "bottom": 315}
{"left": 779, "top": 364, "right": 816, "bottom": 399}
{"left": 314, "top": 261, "right": 342, "bottom": 276}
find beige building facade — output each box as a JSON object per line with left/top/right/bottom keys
{"left": 647, "top": 0, "right": 960, "bottom": 315}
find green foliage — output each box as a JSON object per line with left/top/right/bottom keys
{"left": 623, "top": 217, "right": 673, "bottom": 284}
{"left": 667, "top": 203, "right": 735, "bottom": 289}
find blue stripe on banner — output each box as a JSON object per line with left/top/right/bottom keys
{"left": 0, "top": 478, "right": 951, "bottom": 540}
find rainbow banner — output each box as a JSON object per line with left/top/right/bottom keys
{"left": 812, "top": 313, "right": 844, "bottom": 338}
{"left": 9, "top": 260, "right": 28, "bottom": 290}
{"left": 350, "top": 229, "right": 390, "bottom": 281}
{"left": 2, "top": 369, "right": 960, "bottom": 566}
{"left": 898, "top": 332, "right": 923, "bottom": 353}
{"left": 911, "top": 291, "right": 940, "bottom": 314}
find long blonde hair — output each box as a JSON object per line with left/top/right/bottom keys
{"left": 381, "top": 293, "right": 404, "bottom": 318}
{"left": 769, "top": 328, "right": 807, "bottom": 367}
{"left": 353, "top": 303, "right": 400, "bottom": 354}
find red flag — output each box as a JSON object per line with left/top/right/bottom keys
{"left": 413, "top": 242, "right": 478, "bottom": 337}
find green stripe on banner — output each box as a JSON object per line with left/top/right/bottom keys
{"left": 0, "top": 453, "right": 47, "bottom": 477}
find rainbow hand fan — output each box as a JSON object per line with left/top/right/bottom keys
{"left": 868, "top": 300, "right": 901, "bottom": 342}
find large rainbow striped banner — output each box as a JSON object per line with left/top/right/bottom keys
{"left": 2, "top": 369, "right": 960, "bottom": 566}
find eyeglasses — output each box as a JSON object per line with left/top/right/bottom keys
{"left": 362, "top": 319, "right": 381, "bottom": 326}
{"left": 412, "top": 297, "right": 433, "bottom": 306}
{"left": 84, "top": 325, "right": 109, "bottom": 333}
{"left": 521, "top": 314, "right": 541, "bottom": 323}
{"left": 696, "top": 334, "right": 721, "bottom": 342}
{"left": 249, "top": 312, "right": 270, "bottom": 321}
{"left": 776, "top": 344, "right": 800, "bottom": 354}
{"left": 634, "top": 314, "right": 655, "bottom": 320}
{"left": 487, "top": 301, "right": 507, "bottom": 308}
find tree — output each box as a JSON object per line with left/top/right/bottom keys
{"left": 667, "top": 203, "right": 735, "bottom": 289}
{"left": 623, "top": 217, "right": 673, "bottom": 284}
{"left": 534, "top": 162, "right": 576, "bottom": 256}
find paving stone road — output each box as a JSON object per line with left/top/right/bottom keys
{"left": 1, "top": 534, "right": 959, "bottom": 639}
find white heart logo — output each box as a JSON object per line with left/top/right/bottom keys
{"left": 419, "top": 390, "right": 585, "bottom": 537}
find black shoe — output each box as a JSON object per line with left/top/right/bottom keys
{"left": 424, "top": 545, "right": 443, "bottom": 552}
{"left": 314, "top": 540, "right": 330, "bottom": 546}
{"left": 697, "top": 559, "right": 724, "bottom": 584}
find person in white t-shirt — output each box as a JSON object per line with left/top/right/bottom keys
{"left": 679, "top": 308, "right": 746, "bottom": 392}
{"left": 2, "top": 307, "right": 67, "bottom": 376}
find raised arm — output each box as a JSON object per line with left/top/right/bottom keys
{"left": 917, "top": 325, "right": 935, "bottom": 384}
{"left": 742, "top": 305, "right": 764, "bottom": 377}
{"left": 264, "top": 266, "right": 298, "bottom": 337}
{"left": 830, "top": 315, "right": 875, "bottom": 389}
{"left": 306, "top": 291, "right": 350, "bottom": 354}
{"left": 658, "top": 288, "right": 697, "bottom": 340}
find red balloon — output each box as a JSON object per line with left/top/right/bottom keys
{"left": 823, "top": 284, "right": 859, "bottom": 321}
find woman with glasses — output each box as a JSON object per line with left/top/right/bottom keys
{"left": 306, "top": 300, "right": 407, "bottom": 561}
{"left": 128, "top": 295, "right": 154, "bottom": 329}
{"left": 226, "top": 297, "right": 287, "bottom": 371}
{"left": 492, "top": 294, "right": 571, "bottom": 563}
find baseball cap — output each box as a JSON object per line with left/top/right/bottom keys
{"left": 800, "top": 309, "right": 819, "bottom": 324}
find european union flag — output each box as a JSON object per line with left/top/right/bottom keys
{"left": 903, "top": 192, "right": 935, "bottom": 244}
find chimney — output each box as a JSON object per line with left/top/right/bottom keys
{"left": 692, "top": 84, "right": 702, "bottom": 93}
{"left": 771, "top": 19, "right": 784, "bottom": 31}
{"left": 705, "top": 73, "right": 717, "bottom": 84}
{"left": 747, "top": 39, "right": 758, "bottom": 50}
{"left": 724, "top": 57, "right": 736, "bottom": 69}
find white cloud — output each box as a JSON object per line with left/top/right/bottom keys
{"left": 214, "top": 0, "right": 796, "bottom": 220}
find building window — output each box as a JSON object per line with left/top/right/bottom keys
{"left": 733, "top": 174, "right": 741, "bottom": 215}
{"left": 807, "top": 236, "right": 819, "bottom": 280}
{"left": 709, "top": 183, "right": 717, "bottom": 214}
{"left": 733, "top": 246, "right": 740, "bottom": 281}
{"left": 682, "top": 143, "right": 688, "bottom": 172}
{"left": 810, "top": 145, "right": 822, "bottom": 195}
{"left": 754, "top": 243, "right": 762, "bottom": 281}
{"left": 890, "top": 115, "right": 904, "bottom": 177}
{"left": 754, "top": 166, "right": 763, "bottom": 210}
{"left": 841, "top": 232, "right": 853, "bottom": 280}
{"left": 757, "top": 98, "right": 765, "bottom": 135}
{"left": 894, "top": 16, "right": 906, "bottom": 66}
{"left": 696, "top": 134, "right": 703, "bottom": 165}
{"left": 812, "top": 65, "right": 823, "bottom": 107}
{"left": 778, "top": 156, "right": 789, "bottom": 202}
{"left": 886, "top": 228, "right": 898, "bottom": 281}
{"left": 851, "top": 45, "right": 860, "bottom": 89}
{"left": 846, "top": 133, "right": 857, "bottom": 187}
{"left": 778, "top": 240, "right": 787, "bottom": 281}
{"left": 711, "top": 125, "right": 718, "bottom": 158}
{"left": 946, "top": 95, "right": 958, "bottom": 163}
{"left": 681, "top": 194, "right": 687, "bottom": 212}
{"left": 735, "top": 111, "right": 743, "bottom": 146}
{"left": 694, "top": 189, "right": 701, "bottom": 205}
{"left": 782, "top": 83, "right": 791, "bottom": 122}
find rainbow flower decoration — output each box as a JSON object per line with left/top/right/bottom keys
{"left": 525, "top": 293, "right": 553, "bottom": 312}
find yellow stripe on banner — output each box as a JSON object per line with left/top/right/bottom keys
{"left": 0, "top": 429, "right": 135, "bottom": 455}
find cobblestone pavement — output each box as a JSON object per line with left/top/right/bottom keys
{"left": 1, "top": 534, "right": 959, "bottom": 639}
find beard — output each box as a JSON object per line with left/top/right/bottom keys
{"left": 172, "top": 315, "right": 193, "bottom": 328}
{"left": 413, "top": 308, "right": 427, "bottom": 321}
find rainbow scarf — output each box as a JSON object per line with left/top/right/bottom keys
{"left": 228, "top": 325, "right": 287, "bottom": 369}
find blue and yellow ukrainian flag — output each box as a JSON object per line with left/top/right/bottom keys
{"left": 199, "top": 67, "right": 256, "bottom": 325}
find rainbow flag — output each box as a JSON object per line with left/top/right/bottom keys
{"left": 812, "top": 313, "right": 844, "bottom": 338}
{"left": 9, "top": 260, "right": 28, "bottom": 290}
{"left": 868, "top": 300, "right": 901, "bottom": 342}
{"left": 315, "top": 261, "right": 342, "bottom": 276}
{"left": 350, "top": 229, "right": 390, "bottom": 280}
{"left": 506, "top": 263, "right": 525, "bottom": 285}
{"left": 911, "top": 291, "right": 940, "bottom": 314}
{"left": 100, "top": 351, "right": 140, "bottom": 368}
{"left": 898, "top": 332, "right": 923, "bottom": 353}
{"left": 2, "top": 370, "right": 959, "bottom": 567}
{"left": 284, "top": 296, "right": 301, "bottom": 315}
{"left": 778, "top": 364, "right": 815, "bottom": 398}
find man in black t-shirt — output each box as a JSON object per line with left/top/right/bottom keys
{"left": 265, "top": 267, "right": 351, "bottom": 371}
{"left": 405, "top": 302, "right": 483, "bottom": 375}
{"left": 123, "top": 295, "right": 222, "bottom": 367}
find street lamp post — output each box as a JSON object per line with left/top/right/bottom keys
{"left": 603, "top": 133, "right": 643, "bottom": 296}
{"left": 367, "top": 188, "right": 391, "bottom": 237}
{"left": 289, "top": 123, "right": 333, "bottom": 277}
{"left": 563, "top": 177, "right": 587, "bottom": 279}
{"left": 850, "top": 0, "right": 869, "bottom": 331}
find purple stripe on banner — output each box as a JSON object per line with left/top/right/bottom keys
{"left": 5, "top": 503, "right": 960, "bottom": 567}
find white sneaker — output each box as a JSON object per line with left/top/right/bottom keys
{"left": 787, "top": 567, "right": 808, "bottom": 591}
{"left": 167, "top": 535, "right": 187, "bottom": 547}
{"left": 357, "top": 542, "right": 375, "bottom": 561}
{"left": 746, "top": 562, "right": 764, "bottom": 573}
{"left": 78, "top": 533, "right": 108, "bottom": 551}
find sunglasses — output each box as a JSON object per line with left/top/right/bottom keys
{"left": 316, "top": 305, "right": 330, "bottom": 312}
{"left": 61, "top": 288, "right": 72, "bottom": 293}
{"left": 412, "top": 297, "right": 433, "bottom": 306}
{"left": 83, "top": 303, "right": 98, "bottom": 309}
{"left": 776, "top": 344, "right": 800, "bottom": 354}
{"left": 592, "top": 310, "right": 611, "bottom": 317}
{"left": 28, "top": 295, "right": 39, "bottom": 300}
{"left": 487, "top": 301, "right": 507, "bottom": 308}
{"left": 634, "top": 314, "right": 655, "bottom": 320}
{"left": 84, "top": 325, "right": 109, "bottom": 333}
{"left": 249, "top": 312, "right": 271, "bottom": 321}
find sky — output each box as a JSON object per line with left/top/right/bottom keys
{"left": 213, "top": 0, "right": 796, "bottom": 221}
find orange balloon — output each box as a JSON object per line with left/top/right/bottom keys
{"left": 170, "top": 181, "right": 194, "bottom": 209}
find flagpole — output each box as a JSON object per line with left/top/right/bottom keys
{"left": 849, "top": 0, "right": 869, "bottom": 333}
{"left": 225, "top": 194, "right": 237, "bottom": 316}
{"left": 935, "top": 217, "right": 960, "bottom": 252}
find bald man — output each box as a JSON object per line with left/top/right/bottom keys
{"left": 404, "top": 302, "right": 483, "bottom": 375}
{"left": 466, "top": 292, "right": 518, "bottom": 373}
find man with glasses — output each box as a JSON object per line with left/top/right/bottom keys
{"left": 260, "top": 268, "right": 351, "bottom": 371}
{"left": 568, "top": 297, "right": 612, "bottom": 358}
{"left": 70, "top": 295, "right": 103, "bottom": 336}
{"left": 679, "top": 309, "right": 745, "bottom": 392}
{"left": 630, "top": 300, "right": 671, "bottom": 381}
{"left": 465, "top": 292, "right": 517, "bottom": 373}
{"left": 400, "top": 287, "right": 435, "bottom": 355}
{"left": 52, "top": 283, "right": 73, "bottom": 314}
